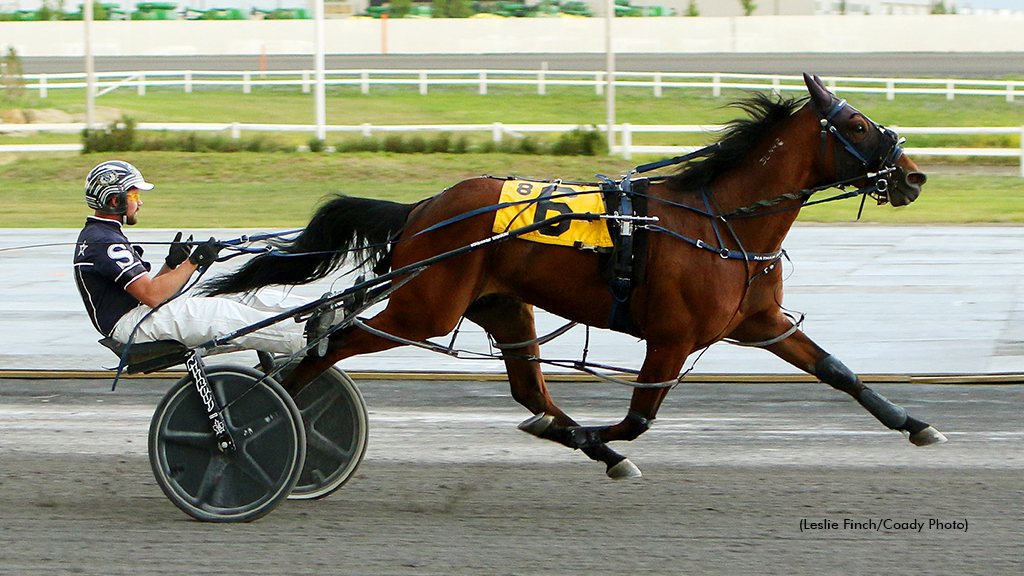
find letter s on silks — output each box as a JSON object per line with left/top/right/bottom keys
{"left": 493, "top": 180, "right": 614, "bottom": 250}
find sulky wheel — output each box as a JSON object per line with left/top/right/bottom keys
{"left": 271, "top": 358, "right": 369, "bottom": 500}
{"left": 148, "top": 365, "right": 305, "bottom": 522}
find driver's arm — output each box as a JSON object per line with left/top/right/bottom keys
{"left": 125, "top": 261, "right": 199, "bottom": 308}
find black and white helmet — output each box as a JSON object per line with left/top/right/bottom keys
{"left": 84, "top": 160, "right": 154, "bottom": 214}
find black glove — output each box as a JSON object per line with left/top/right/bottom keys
{"left": 189, "top": 237, "right": 223, "bottom": 268}
{"left": 165, "top": 232, "right": 193, "bottom": 269}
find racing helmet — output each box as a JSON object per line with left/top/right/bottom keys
{"left": 84, "top": 161, "right": 154, "bottom": 214}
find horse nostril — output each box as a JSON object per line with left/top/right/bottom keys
{"left": 907, "top": 172, "right": 927, "bottom": 187}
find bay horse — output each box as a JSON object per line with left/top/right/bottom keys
{"left": 203, "top": 74, "right": 943, "bottom": 478}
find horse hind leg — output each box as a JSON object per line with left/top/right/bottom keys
{"left": 814, "top": 354, "right": 947, "bottom": 446}
{"left": 516, "top": 343, "right": 690, "bottom": 476}
{"left": 464, "top": 294, "right": 641, "bottom": 479}
{"left": 280, "top": 294, "right": 470, "bottom": 395}
{"left": 517, "top": 414, "right": 642, "bottom": 479}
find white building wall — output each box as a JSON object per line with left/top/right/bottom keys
{"left": 640, "top": 0, "right": 939, "bottom": 17}
{"left": 815, "top": 1, "right": 936, "bottom": 15}
{"left": 1, "top": 14, "right": 1023, "bottom": 57}
{"left": 642, "top": 0, "right": 818, "bottom": 17}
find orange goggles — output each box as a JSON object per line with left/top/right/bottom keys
{"left": 126, "top": 190, "right": 141, "bottom": 203}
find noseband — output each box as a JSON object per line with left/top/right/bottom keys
{"left": 816, "top": 98, "right": 906, "bottom": 204}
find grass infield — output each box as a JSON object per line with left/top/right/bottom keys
{"left": 2, "top": 85, "right": 1022, "bottom": 227}
{"left": 2, "top": 152, "right": 1023, "bottom": 227}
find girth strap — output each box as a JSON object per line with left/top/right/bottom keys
{"left": 601, "top": 178, "right": 649, "bottom": 336}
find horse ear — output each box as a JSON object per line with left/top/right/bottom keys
{"left": 803, "top": 73, "right": 835, "bottom": 113}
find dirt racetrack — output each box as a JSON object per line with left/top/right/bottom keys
{"left": 1, "top": 377, "right": 1022, "bottom": 575}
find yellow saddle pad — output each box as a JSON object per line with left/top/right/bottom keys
{"left": 492, "top": 179, "right": 614, "bottom": 249}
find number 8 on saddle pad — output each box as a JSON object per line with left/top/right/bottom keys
{"left": 492, "top": 179, "right": 614, "bottom": 250}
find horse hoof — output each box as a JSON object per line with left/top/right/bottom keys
{"left": 518, "top": 413, "right": 555, "bottom": 438}
{"left": 909, "top": 426, "right": 948, "bottom": 446}
{"left": 606, "top": 458, "right": 642, "bottom": 479}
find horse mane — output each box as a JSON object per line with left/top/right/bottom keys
{"left": 665, "top": 93, "right": 806, "bottom": 193}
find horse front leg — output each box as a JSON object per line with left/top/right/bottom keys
{"left": 735, "top": 316, "right": 947, "bottom": 446}
{"left": 464, "top": 295, "right": 640, "bottom": 479}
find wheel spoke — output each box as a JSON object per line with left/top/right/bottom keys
{"left": 211, "top": 376, "right": 241, "bottom": 429}
{"left": 162, "top": 428, "right": 216, "bottom": 451}
{"left": 298, "top": 386, "right": 344, "bottom": 423}
{"left": 306, "top": 427, "right": 354, "bottom": 461}
{"left": 233, "top": 450, "right": 277, "bottom": 490}
{"left": 231, "top": 409, "right": 289, "bottom": 445}
{"left": 192, "top": 456, "right": 229, "bottom": 507}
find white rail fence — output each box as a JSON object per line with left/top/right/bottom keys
{"left": 617, "top": 124, "right": 1024, "bottom": 174}
{"left": 2, "top": 122, "right": 1022, "bottom": 176}
{"left": 14, "top": 70, "right": 1024, "bottom": 102}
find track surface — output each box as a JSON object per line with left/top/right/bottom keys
{"left": 1, "top": 376, "right": 1022, "bottom": 575}
{"left": 9, "top": 48, "right": 1024, "bottom": 575}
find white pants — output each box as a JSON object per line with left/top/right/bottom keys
{"left": 112, "top": 289, "right": 308, "bottom": 355}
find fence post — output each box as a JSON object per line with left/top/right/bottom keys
{"left": 538, "top": 61, "right": 547, "bottom": 96}
{"left": 887, "top": 79, "right": 895, "bottom": 101}
{"left": 654, "top": 73, "right": 662, "bottom": 98}
{"left": 771, "top": 76, "right": 781, "bottom": 96}
{"left": 946, "top": 81, "right": 955, "bottom": 101}
{"left": 621, "top": 123, "right": 632, "bottom": 160}
{"left": 479, "top": 71, "right": 487, "bottom": 96}
{"left": 419, "top": 71, "right": 428, "bottom": 95}
{"left": 361, "top": 123, "right": 372, "bottom": 137}
{"left": 231, "top": 122, "right": 241, "bottom": 139}
{"left": 595, "top": 72, "right": 603, "bottom": 96}
{"left": 1020, "top": 126, "right": 1024, "bottom": 178}
{"left": 243, "top": 71, "right": 251, "bottom": 94}
{"left": 1007, "top": 81, "right": 1015, "bottom": 103}
{"left": 185, "top": 71, "right": 192, "bottom": 94}
{"left": 712, "top": 73, "right": 721, "bottom": 97}
{"left": 492, "top": 122, "right": 503, "bottom": 143}
{"left": 39, "top": 75, "right": 46, "bottom": 99}
{"left": 302, "top": 71, "right": 310, "bottom": 93}
{"left": 137, "top": 72, "right": 145, "bottom": 97}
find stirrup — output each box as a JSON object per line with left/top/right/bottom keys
{"left": 304, "top": 304, "right": 336, "bottom": 358}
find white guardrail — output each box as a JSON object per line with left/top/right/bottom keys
{"left": 14, "top": 70, "right": 1024, "bottom": 101}
{"left": 3, "top": 70, "right": 1022, "bottom": 175}
{"left": 616, "top": 124, "right": 1024, "bottom": 178}
{"left": 2, "top": 121, "right": 1022, "bottom": 176}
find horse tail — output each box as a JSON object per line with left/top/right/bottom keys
{"left": 201, "top": 195, "right": 415, "bottom": 295}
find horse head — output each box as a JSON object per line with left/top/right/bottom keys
{"left": 804, "top": 73, "right": 926, "bottom": 207}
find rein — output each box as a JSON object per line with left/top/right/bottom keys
{"left": 635, "top": 147, "right": 898, "bottom": 221}
{"left": 184, "top": 139, "right": 892, "bottom": 387}
{"left": 1, "top": 229, "right": 304, "bottom": 258}
{"left": 607, "top": 102, "right": 904, "bottom": 362}
{"left": 66, "top": 97, "right": 909, "bottom": 392}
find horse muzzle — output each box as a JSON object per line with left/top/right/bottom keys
{"left": 887, "top": 164, "right": 926, "bottom": 207}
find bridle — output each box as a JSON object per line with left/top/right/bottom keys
{"left": 815, "top": 97, "right": 907, "bottom": 205}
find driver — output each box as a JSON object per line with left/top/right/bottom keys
{"left": 73, "top": 160, "right": 334, "bottom": 357}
